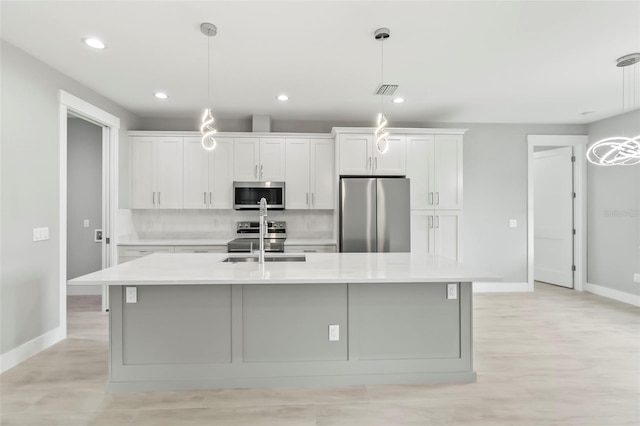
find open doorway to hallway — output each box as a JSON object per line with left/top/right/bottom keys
{"left": 66, "top": 116, "right": 104, "bottom": 303}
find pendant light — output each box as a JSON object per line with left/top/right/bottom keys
{"left": 587, "top": 53, "right": 640, "bottom": 166}
{"left": 200, "top": 22, "right": 218, "bottom": 151}
{"left": 374, "top": 28, "right": 390, "bottom": 154}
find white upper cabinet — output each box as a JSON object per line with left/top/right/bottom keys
{"left": 259, "top": 138, "right": 286, "bottom": 182}
{"left": 407, "top": 134, "right": 462, "bottom": 210}
{"left": 131, "top": 136, "right": 183, "bottom": 209}
{"left": 183, "top": 137, "right": 234, "bottom": 209}
{"left": 233, "top": 137, "right": 285, "bottom": 182}
{"left": 233, "top": 138, "right": 260, "bottom": 181}
{"left": 309, "top": 139, "right": 335, "bottom": 209}
{"left": 285, "top": 138, "right": 335, "bottom": 210}
{"left": 338, "top": 132, "right": 406, "bottom": 176}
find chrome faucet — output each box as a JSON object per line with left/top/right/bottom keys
{"left": 258, "top": 197, "right": 267, "bottom": 264}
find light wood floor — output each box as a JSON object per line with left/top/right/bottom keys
{"left": 1, "top": 283, "right": 638, "bottom": 425}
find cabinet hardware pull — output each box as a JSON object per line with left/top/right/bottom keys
{"left": 153, "top": 192, "right": 155, "bottom": 206}
{"left": 306, "top": 193, "right": 309, "bottom": 205}
{"left": 209, "top": 192, "right": 212, "bottom": 205}
{"left": 428, "top": 216, "right": 433, "bottom": 228}
{"left": 429, "top": 192, "right": 433, "bottom": 205}
{"left": 260, "top": 164, "right": 263, "bottom": 180}
{"left": 158, "top": 192, "right": 161, "bottom": 205}
{"left": 368, "top": 156, "right": 372, "bottom": 170}
{"left": 204, "top": 192, "right": 207, "bottom": 205}
{"left": 194, "top": 250, "right": 207, "bottom": 253}
{"left": 139, "top": 250, "right": 151, "bottom": 253}
{"left": 255, "top": 164, "right": 258, "bottom": 178}
{"left": 436, "top": 192, "right": 440, "bottom": 205}
{"left": 311, "top": 193, "right": 315, "bottom": 206}
{"left": 436, "top": 216, "right": 440, "bottom": 228}
{"left": 375, "top": 157, "right": 378, "bottom": 171}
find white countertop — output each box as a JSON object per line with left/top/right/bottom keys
{"left": 68, "top": 253, "right": 500, "bottom": 286}
{"left": 117, "top": 238, "right": 336, "bottom": 246}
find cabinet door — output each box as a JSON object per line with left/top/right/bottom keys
{"left": 210, "top": 138, "right": 234, "bottom": 209}
{"left": 406, "top": 135, "right": 435, "bottom": 210}
{"left": 285, "top": 139, "right": 311, "bottom": 209}
{"left": 373, "top": 135, "right": 406, "bottom": 176}
{"left": 433, "top": 135, "right": 463, "bottom": 210}
{"left": 233, "top": 138, "right": 260, "bottom": 181}
{"left": 433, "top": 211, "right": 460, "bottom": 261}
{"left": 156, "top": 137, "right": 184, "bottom": 208}
{"left": 410, "top": 211, "right": 433, "bottom": 254}
{"left": 260, "top": 138, "right": 286, "bottom": 182}
{"left": 310, "top": 139, "right": 335, "bottom": 209}
{"left": 338, "top": 134, "right": 371, "bottom": 175}
{"left": 130, "top": 136, "right": 156, "bottom": 209}
{"left": 183, "top": 137, "right": 209, "bottom": 209}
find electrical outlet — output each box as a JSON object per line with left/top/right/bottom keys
{"left": 83, "top": 219, "right": 90, "bottom": 228}
{"left": 328, "top": 324, "right": 339, "bottom": 341}
{"left": 447, "top": 283, "right": 458, "bottom": 300}
{"left": 125, "top": 287, "right": 137, "bottom": 303}
{"left": 509, "top": 219, "right": 517, "bottom": 228}
{"left": 634, "top": 273, "right": 640, "bottom": 283}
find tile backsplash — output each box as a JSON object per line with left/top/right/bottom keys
{"left": 119, "top": 209, "right": 334, "bottom": 240}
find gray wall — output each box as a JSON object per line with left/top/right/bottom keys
{"left": 587, "top": 110, "right": 640, "bottom": 296}
{"left": 67, "top": 118, "right": 102, "bottom": 295}
{"left": 0, "top": 40, "right": 141, "bottom": 356}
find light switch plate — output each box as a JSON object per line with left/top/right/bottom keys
{"left": 509, "top": 219, "right": 517, "bottom": 228}
{"left": 83, "top": 219, "right": 90, "bottom": 228}
{"left": 447, "top": 283, "right": 458, "bottom": 299}
{"left": 125, "top": 287, "right": 137, "bottom": 303}
{"left": 33, "top": 227, "right": 50, "bottom": 242}
{"left": 634, "top": 273, "right": 640, "bottom": 283}
{"left": 328, "top": 324, "right": 339, "bottom": 341}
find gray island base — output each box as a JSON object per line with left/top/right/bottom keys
{"left": 69, "top": 253, "right": 499, "bottom": 392}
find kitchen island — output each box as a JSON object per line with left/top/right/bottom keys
{"left": 68, "top": 252, "right": 498, "bottom": 392}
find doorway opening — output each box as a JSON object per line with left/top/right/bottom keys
{"left": 59, "top": 91, "right": 120, "bottom": 333}
{"left": 527, "top": 135, "right": 587, "bottom": 292}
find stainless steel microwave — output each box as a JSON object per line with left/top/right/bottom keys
{"left": 233, "top": 181, "right": 285, "bottom": 210}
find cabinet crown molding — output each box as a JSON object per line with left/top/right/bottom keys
{"left": 331, "top": 127, "right": 468, "bottom": 136}
{"left": 128, "top": 130, "right": 333, "bottom": 139}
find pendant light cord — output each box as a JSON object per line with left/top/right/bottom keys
{"left": 380, "top": 34, "right": 384, "bottom": 115}
{"left": 207, "top": 31, "right": 211, "bottom": 107}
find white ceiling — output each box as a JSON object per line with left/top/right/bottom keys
{"left": 2, "top": 1, "right": 639, "bottom": 124}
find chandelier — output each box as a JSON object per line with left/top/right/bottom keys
{"left": 587, "top": 53, "right": 640, "bottom": 166}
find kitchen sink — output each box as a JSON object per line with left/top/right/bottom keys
{"left": 222, "top": 254, "right": 306, "bottom": 263}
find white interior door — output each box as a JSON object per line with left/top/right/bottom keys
{"left": 533, "top": 147, "right": 574, "bottom": 288}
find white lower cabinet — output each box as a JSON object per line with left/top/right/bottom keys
{"left": 410, "top": 210, "right": 460, "bottom": 261}
{"left": 284, "top": 245, "right": 337, "bottom": 253}
{"left": 118, "top": 245, "right": 226, "bottom": 263}
{"left": 117, "top": 246, "right": 175, "bottom": 264}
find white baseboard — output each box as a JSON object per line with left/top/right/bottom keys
{"left": 67, "top": 285, "right": 102, "bottom": 296}
{"left": 473, "top": 282, "right": 530, "bottom": 293}
{"left": 585, "top": 282, "right": 640, "bottom": 307}
{"left": 0, "top": 326, "right": 66, "bottom": 374}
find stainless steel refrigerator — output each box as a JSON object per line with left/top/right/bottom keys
{"left": 339, "top": 177, "right": 410, "bottom": 252}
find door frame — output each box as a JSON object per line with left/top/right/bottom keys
{"left": 527, "top": 135, "right": 587, "bottom": 292}
{"left": 59, "top": 90, "right": 120, "bottom": 320}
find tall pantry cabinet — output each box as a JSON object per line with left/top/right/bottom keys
{"left": 405, "top": 132, "right": 465, "bottom": 261}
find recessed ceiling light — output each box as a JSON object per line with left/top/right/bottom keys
{"left": 154, "top": 92, "right": 168, "bottom": 99}
{"left": 393, "top": 97, "right": 405, "bottom": 104}
{"left": 83, "top": 38, "right": 106, "bottom": 49}
{"left": 277, "top": 94, "right": 289, "bottom": 101}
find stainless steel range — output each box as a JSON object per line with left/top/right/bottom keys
{"left": 227, "top": 221, "right": 287, "bottom": 253}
